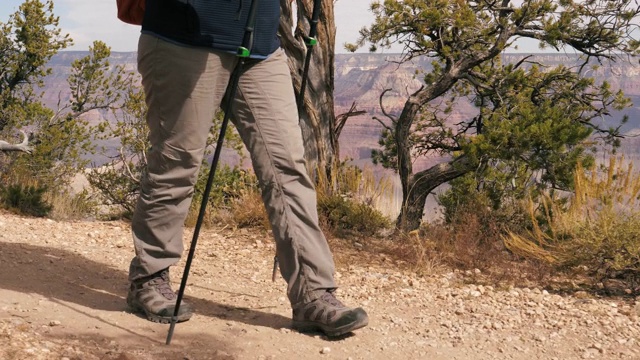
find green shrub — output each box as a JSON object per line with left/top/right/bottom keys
{"left": 192, "top": 165, "right": 260, "bottom": 209}
{"left": 1, "top": 183, "right": 52, "bottom": 217}
{"left": 186, "top": 165, "right": 263, "bottom": 227}
{"left": 318, "top": 194, "right": 390, "bottom": 236}
{"left": 315, "top": 161, "right": 393, "bottom": 236}
{"left": 86, "top": 164, "right": 141, "bottom": 219}
{"left": 437, "top": 172, "right": 532, "bottom": 234}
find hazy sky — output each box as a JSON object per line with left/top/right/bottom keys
{"left": 0, "top": 0, "right": 380, "bottom": 53}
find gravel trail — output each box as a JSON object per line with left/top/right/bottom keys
{"left": 1, "top": 211, "right": 638, "bottom": 359}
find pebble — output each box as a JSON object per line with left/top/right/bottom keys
{"left": 320, "top": 347, "right": 331, "bottom": 354}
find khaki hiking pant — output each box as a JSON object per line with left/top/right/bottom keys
{"left": 129, "top": 34, "right": 336, "bottom": 306}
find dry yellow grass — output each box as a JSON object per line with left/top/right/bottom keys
{"left": 504, "top": 156, "right": 640, "bottom": 287}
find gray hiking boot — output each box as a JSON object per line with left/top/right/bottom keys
{"left": 126, "top": 268, "right": 193, "bottom": 324}
{"left": 292, "top": 291, "right": 368, "bottom": 337}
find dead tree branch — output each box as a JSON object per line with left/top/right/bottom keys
{"left": 335, "top": 101, "right": 366, "bottom": 140}
{"left": 0, "top": 131, "right": 33, "bottom": 154}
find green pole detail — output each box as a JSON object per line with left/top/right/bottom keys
{"left": 237, "top": 47, "right": 250, "bottom": 58}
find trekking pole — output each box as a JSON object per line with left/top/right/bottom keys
{"left": 166, "top": 0, "right": 260, "bottom": 345}
{"left": 296, "top": 0, "right": 322, "bottom": 107}
{"left": 272, "top": 0, "right": 323, "bottom": 282}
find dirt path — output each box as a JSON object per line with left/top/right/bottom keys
{"left": 1, "top": 211, "right": 639, "bottom": 360}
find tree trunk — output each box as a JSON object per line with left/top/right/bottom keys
{"left": 279, "top": 0, "right": 336, "bottom": 181}
{"left": 393, "top": 62, "right": 483, "bottom": 232}
{"left": 397, "top": 156, "right": 474, "bottom": 231}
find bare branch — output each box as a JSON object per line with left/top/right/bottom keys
{"left": 0, "top": 131, "right": 33, "bottom": 154}
{"left": 379, "top": 88, "right": 400, "bottom": 124}
{"left": 335, "top": 101, "right": 365, "bottom": 140}
{"left": 119, "top": 147, "right": 140, "bottom": 183}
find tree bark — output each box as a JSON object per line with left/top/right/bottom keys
{"left": 394, "top": 75, "right": 458, "bottom": 231}
{"left": 279, "top": 0, "right": 336, "bottom": 181}
{"left": 397, "top": 156, "right": 474, "bottom": 231}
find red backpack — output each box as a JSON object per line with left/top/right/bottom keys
{"left": 116, "top": 0, "right": 145, "bottom": 25}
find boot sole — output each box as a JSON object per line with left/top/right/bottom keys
{"left": 127, "top": 298, "right": 192, "bottom": 324}
{"left": 292, "top": 313, "right": 369, "bottom": 337}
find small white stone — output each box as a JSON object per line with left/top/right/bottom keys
{"left": 320, "top": 347, "right": 331, "bottom": 354}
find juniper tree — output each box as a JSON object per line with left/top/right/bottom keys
{"left": 0, "top": 0, "right": 128, "bottom": 191}
{"left": 354, "top": 0, "right": 640, "bottom": 231}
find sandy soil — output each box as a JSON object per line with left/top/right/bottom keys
{"left": 1, "top": 210, "right": 639, "bottom": 360}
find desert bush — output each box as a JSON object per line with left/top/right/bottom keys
{"left": 380, "top": 180, "right": 551, "bottom": 282}
{"left": 47, "top": 189, "right": 97, "bottom": 220}
{"left": 0, "top": 167, "right": 96, "bottom": 220}
{"left": 318, "top": 194, "right": 390, "bottom": 236}
{"left": 424, "top": 203, "right": 522, "bottom": 272}
{"left": 193, "top": 165, "right": 259, "bottom": 209}
{"left": 438, "top": 172, "right": 533, "bottom": 233}
{"left": 0, "top": 182, "right": 52, "bottom": 217}
{"left": 228, "top": 189, "right": 269, "bottom": 228}
{"left": 186, "top": 165, "right": 265, "bottom": 228}
{"left": 382, "top": 205, "right": 551, "bottom": 285}
{"left": 207, "top": 188, "right": 270, "bottom": 229}
{"left": 87, "top": 164, "right": 141, "bottom": 219}
{"left": 316, "top": 162, "right": 391, "bottom": 236}
{"left": 505, "top": 157, "right": 640, "bottom": 292}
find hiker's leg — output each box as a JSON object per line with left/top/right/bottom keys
{"left": 229, "top": 48, "right": 336, "bottom": 306}
{"left": 129, "top": 34, "right": 234, "bottom": 281}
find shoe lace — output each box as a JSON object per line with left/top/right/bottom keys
{"left": 148, "top": 271, "right": 176, "bottom": 300}
{"left": 321, "top": 291, "right": 345, "bottom": 308}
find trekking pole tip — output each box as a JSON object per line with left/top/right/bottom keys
{"left": 271, "top": 256, "right": 279, "bottom": 282}
{"left": 166, "top": 318, "right": 177, "bottom": 345}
